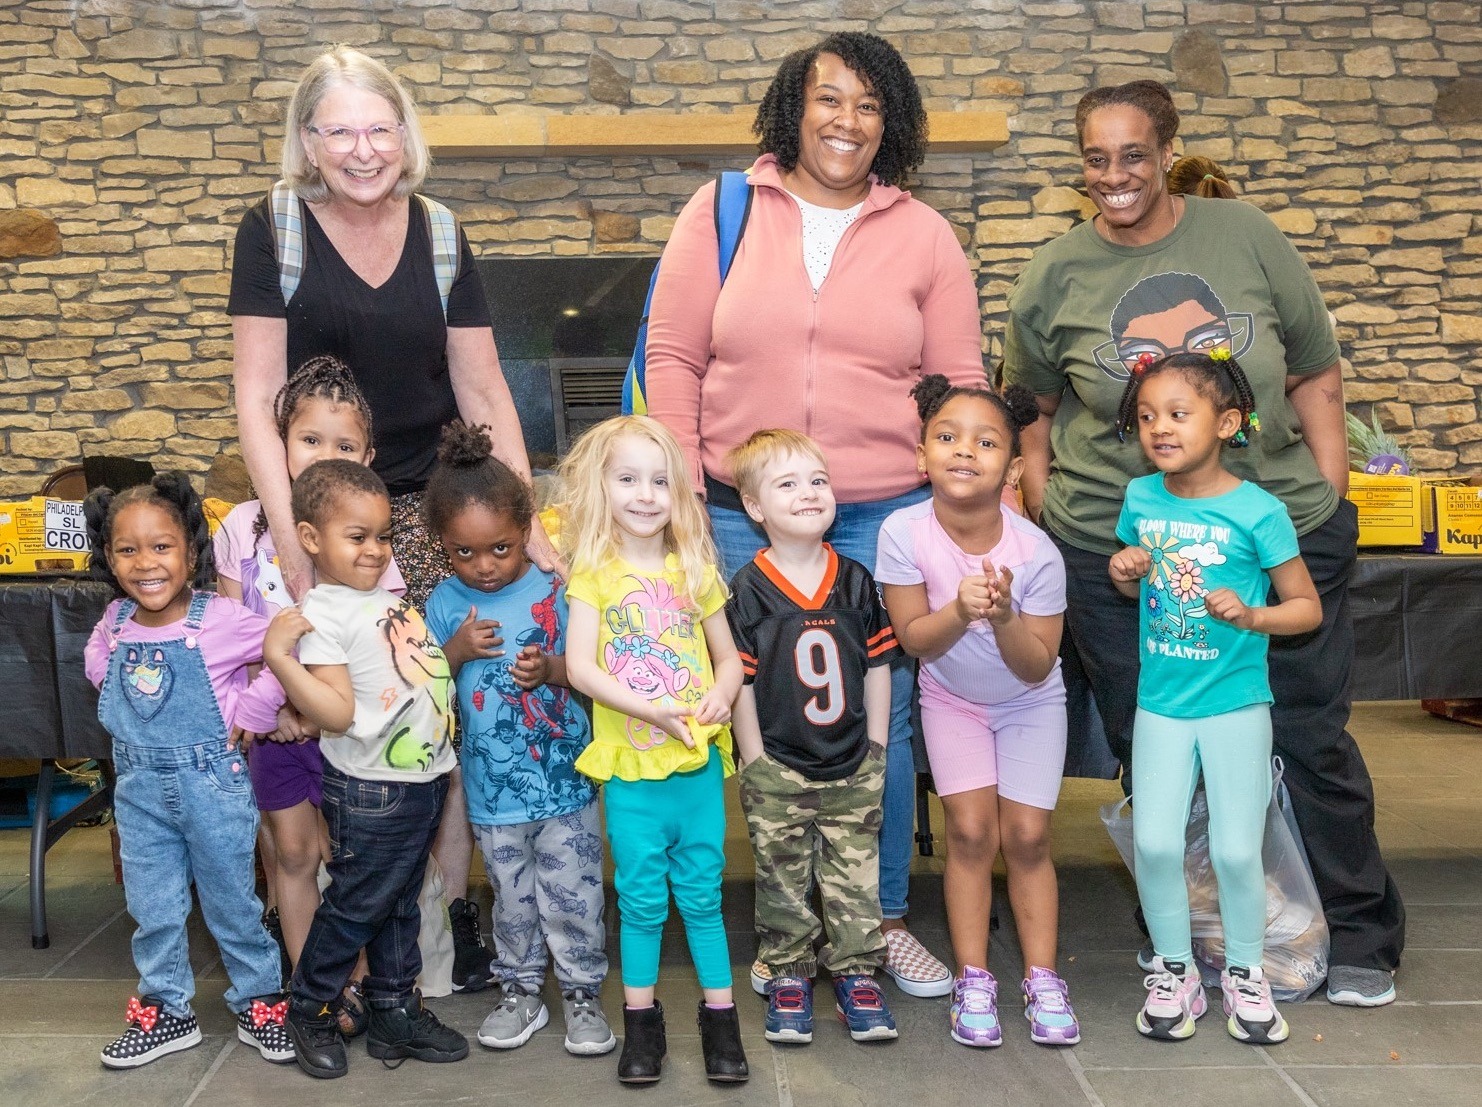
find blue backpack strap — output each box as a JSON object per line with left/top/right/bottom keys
{"left": 418, "top": 194, "right": 460, "bottom": 319}
{"left": 269, "top": 180, "right": 305, "bottom": 306}
{"left": 623, "top": 170, "right": 753, "bottom": 416}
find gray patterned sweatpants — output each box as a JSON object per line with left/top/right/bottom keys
{"left": 473, "top": 800, "right": 608, "bottom": 994}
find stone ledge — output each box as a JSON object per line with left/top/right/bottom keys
{"left": 423, "top": 109, "right": 1009, "bottom": 158}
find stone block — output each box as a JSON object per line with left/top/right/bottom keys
{"left": 1344, "top": 46, "right": 1396, "bottom": 79}
{"left": 592, "top": 210, "right": 639, "bottom": 242}
{"left": 1031, "top": 186, "right": 1096, "bottom": 217}
{"left": 1374, "top": 401, "right": 1414, "bottom": 430}
{"left": 111, "top": 410, "right": 176, "bottom": 440}
{"left": 141, "top": 382, "right": 229, "bottom": 408}
{"left": 1335, "top": 226, "right": 1394, "bottom": 246}
{"left": 60, "top": 389, "right": 133, "bottom": 413}
{"left": 1440, "top": 313, "right": 1482, "bottom": 343}
{"left": 1395, "top": 214, "right": 1474, "bottom": 241}
{"left": 1435, "top": 77, "right": 1482, "bottom": 124}
{"left": 10, "top": 431, "right": 80, "bottom": 459}
{"left": 142, "top": 246, "right": 223, "bottom": 272}
{"left": 136, "top": 129, "right": 214, "bottom": 159}
{"left": 975, "top": 215, "right": 1073, "bottom": 245}
{"left": 15, "top": 178, "right": 97, "bottom": 206}
{"left": 1398, "top": 382, "right": 1474, "bottom": 403}
{"left": 0, "top": 292, "right": 59, "bottom": 317}
{"left": 1334, "top": 303, "right": 1400, "bottom": 325}
{"left": 0, "top": 210, "right": 61, "bottom": 259}
{"left": 96, "top": 29, "right": 179, "bottom": 61}
{"left": 1415, "top": 402, "right": 1477, "bottom": 427}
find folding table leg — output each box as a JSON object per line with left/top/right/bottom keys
{"left": 30, "top": 759, "right": 55, "bottom": 949}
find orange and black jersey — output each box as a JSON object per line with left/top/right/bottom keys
{"left": 725, "top": 545, "right": 901, "bottom": 781}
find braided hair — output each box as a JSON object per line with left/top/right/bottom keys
{"left": 1115, "top": 351, "right": 1261, "bottom": 448}
{"left": 84, "top": 472, "right": 216, "bottom": 594}
{"left": 910, "top": 373, "right": 1040, "bottom": 457}
{"left": 253, "top": 354, "right": 375, "bottom": 544}
{"left": 421, "top": 420, "right": 534, "bottom": 537}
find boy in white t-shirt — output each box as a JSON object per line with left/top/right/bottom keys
{"left": 264, "top": 460, "right": 463, "bottom": 1081}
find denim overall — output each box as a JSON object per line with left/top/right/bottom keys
{"left": 100, "top": 591, "right": 282, "bottom": 1017}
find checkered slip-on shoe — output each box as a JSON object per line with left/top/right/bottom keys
{"left": 238, "top": 996, "right": 296, "bottom": 1062}
{"left": 101, "top": 995, "right": 203, "bottom": 1069}
{"left": 750, "top": 960, "right": 772, "bottom": 996}
{"left": 882, "top": 929, "right": 954, "bottom": 998}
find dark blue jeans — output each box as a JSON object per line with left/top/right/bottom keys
{"left": 292, "top": 766, "right": 450, "bottom": 1006}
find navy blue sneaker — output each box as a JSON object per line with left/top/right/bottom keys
{"left": 764, "top": 976, "right": 813, "bottom": 1043}
{"left": 833, "top": 974, "right": 898, "bottom": 1042}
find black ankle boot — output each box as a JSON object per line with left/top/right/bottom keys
{"left": 286, "top": 997, "right": 348, "bottom": 1079}
{"left": 447, "top": 897, "right": 494, "bottom": 993}
{"left": 366, "top": 992, "right": 469, "bottom": 1064}
{"left": 697, "top": 1002, "right": 749, "bottom": 1083}
{"left": 617, "top": 1002, "right": 666, "bottom": 1084}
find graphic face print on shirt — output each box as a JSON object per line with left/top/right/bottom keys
{"left": 1136, "top": 516, "right": 1230, "bottom": 660}
{"left": 602, "top": 573, "right": 702, "bottom": 750}
{"left": 377, "top": 602, "right": 454, "bottom": 772}
{"left": 1091, "top": 271, "right": 1255, "bottom": 382}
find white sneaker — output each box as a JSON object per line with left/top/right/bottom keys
{"left": 1136, "top": 956, "right": 1207, "bottom": 1041}
{"left": 1221, "top": 965, "right": 1289, "bottom": 1044}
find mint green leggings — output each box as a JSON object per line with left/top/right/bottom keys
{"left": 1132, "top": 703, "right": 1272, "bottom": 970}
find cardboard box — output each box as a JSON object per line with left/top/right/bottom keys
{"left": 0, "top": 496, "right": 91, "bottom": 574}
{"left": 1346, "top": 472, "right": 1423, "bottom": 547}
{"left": 1425, "top": 483, "right": 1482, "bottom": 555}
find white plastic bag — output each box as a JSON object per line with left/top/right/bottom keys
{"left": 415, "top": 856, "right": 455, "bottom": 998}
{"left": 1101, "top": 757, "right": 1329, "bottom": 1001}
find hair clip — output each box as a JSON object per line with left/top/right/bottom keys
{"left": 1132, "top": 351, "right": 1158, "bottom": 377}
{"left": 1232, "top": 430, "right": 1250, "bottom": 448}
{"left": 1247, "top": 411, "right": 1261, "bottom": 433}
{"left": 1209, "top": 347, "right": 1232, "bottom": 362}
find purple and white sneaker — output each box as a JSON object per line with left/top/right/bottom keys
{"left": 1221, "top": 965, "right": 1289, "bottom": 1044}
{"left": 1137, "top": 956, "right": 1207, "bottom": 1041}
{"left": 949, "top": 966, "right": 1002, "bottom": 1048}
{"left": 1023, "top": 967, "right": 1080, "bottom": 1046}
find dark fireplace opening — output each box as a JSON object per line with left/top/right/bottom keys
{"left": 479, "top": 256, "right": 655, "bottom": 460}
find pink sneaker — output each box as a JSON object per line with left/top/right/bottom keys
{"left": 882, "top": 928, "right": 953, "bottom": 998}
{"left": 1220, "top": 965, "right": 1289, "bottom": 1044}
{"left": 1136, "top": 957, "right": 1206, "bottom": 1041}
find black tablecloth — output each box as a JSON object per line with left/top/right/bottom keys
{"left": 0, "top": 576, "right": 113, "bottom": 759}
{"left": 1351, "top": 552, "right": 1482, "bottom": 701}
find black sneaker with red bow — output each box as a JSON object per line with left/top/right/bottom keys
{"left": 237, "top": 993, "right": 296, "bottom": 1062}
{"left": 100, "top": 995, "right": 203, "bottom": 1068}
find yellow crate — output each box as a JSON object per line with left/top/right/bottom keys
{"left": 0, "top": 496, "right": 91, "bottom": 574}
{"left": 1346, "top": 472, "right": 1423, "bottom": 547}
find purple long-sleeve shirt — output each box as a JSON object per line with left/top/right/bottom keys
{"left": 85, "top": 593, "right": 286, "bottom": 735}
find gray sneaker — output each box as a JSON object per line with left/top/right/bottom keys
{"left": 1326, "top": 966, "right": 1396, "bottom": 1007}
{"left": 562, "top": 988, "right": 616, "bottom": 1055}
{"left": 476, "top": 983, "right": 549, "bottom": 1049}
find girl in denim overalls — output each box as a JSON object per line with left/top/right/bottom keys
{"left": 83, "top": 474, "right": 295, "bottom": 1069}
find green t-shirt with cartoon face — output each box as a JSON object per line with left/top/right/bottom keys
{"left": 1003, "top": 195, "right": 1341, "bottom": 555}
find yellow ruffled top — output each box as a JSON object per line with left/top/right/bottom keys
{"left": 567, "top": 556, "right": 735, "bottom": 784}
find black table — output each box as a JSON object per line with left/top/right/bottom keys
{"left": 1351, "top": 552, "right": 1482, "bottom": 701}
{"left": 0, "top": 575, "right": 115, "bottom": 947}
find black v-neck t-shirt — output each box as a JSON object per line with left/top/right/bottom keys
{"left": 229, "top": 196, "right": 493, "bottom": 496}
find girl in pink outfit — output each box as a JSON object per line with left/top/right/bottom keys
{"left": 876, "top": 376, "right": 1078, "bottom": 1049}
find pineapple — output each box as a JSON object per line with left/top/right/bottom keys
{"left": 1347, "top": 409, "right": 1413, "bottom": 473}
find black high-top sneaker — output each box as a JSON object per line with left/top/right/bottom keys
{"left": 447, "top": 896, "right": 496, "bottom": 993}
{"left": 366, "top": 992, "right": 469, "bottom": 1064}
{"left": 286, "top": 997, "right": 348, "bottom": 1079}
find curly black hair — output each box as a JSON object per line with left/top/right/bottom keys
{"left": 291, "top": 458, "right": 389, "bottom": 528}
{"left": 753, "top": 32, "right": 928, "bottom": 189}
{"left": 84, "top": 472, "right": 216, "bottom": 595}
{"left": 421, "top": 420, "right": 534, "bottom": 537}
{"left": 910, "top": 373, "right": 1040, "bottom": 457}
{"left": 1115, "top": 352, "right": 1259, "bottom": 448}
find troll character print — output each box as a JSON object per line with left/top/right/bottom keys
{"left": 603, "top": 575, "right": 703, "bottom": 751}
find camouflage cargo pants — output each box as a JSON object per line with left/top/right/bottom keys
{"left": 738, "top": 744, "right": 887, "bottom": 978}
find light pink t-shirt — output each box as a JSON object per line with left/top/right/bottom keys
{"left": 214, "top": 499, "right": 405, "bottom": 617}
{"left": 84, "top": 593, "right": 286, "bottom": 735}
{"left": 876, "top": 500, "right": 1066, "bottom": 706}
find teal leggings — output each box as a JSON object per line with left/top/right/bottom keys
{"left": 603, "top": 756, "right": 733, "bottom": 990}
{"left": 1132, "top": 703, "right": 1272, "bottom": 970}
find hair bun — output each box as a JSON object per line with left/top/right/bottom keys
{"left": 909, "top": 374, "right": 953, "bottom": 422}
{"left": 1000, "top": 384, "right": 1041, "bottom": 431}
{"left": 436, "top": 420, "right": 495, "bottom": 468}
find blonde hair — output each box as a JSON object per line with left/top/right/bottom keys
{"left": 558, "top": 416, "right": 721, "bottom": 610}
{"left": 727, "top": 429, "right": 828, "bottom": 504}
{"left": 280, "top": 45, "right": 430, "bottom": 204}
{"left": 1167, "top": 155, "right": 1237, "bottom": 200}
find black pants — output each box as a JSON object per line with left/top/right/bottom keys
{"left": 1054, "top": 498, "right": 1405, "bottom": 971}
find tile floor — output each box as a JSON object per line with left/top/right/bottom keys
{"left": 3, "top": 702, "right": 1477, "bottom": 1106}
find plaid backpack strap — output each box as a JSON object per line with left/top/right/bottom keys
{"left": 269, "top": 179, "right": 305, "bottom": 306}
{"left": 419, "top": 194, "right": 460, "bottom": 319}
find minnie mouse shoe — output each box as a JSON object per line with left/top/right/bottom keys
{"left": 101, "top": 995, "right": 202, "bottom": 1068}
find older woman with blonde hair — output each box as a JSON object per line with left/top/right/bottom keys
{"left": 228, "top": 46, "right": 541, "bottom": 1037}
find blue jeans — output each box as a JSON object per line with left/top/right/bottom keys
{"left": 710, "top": 483, "right": 929, "bottom": 919}
{"left": 113, "top": 742, "right": 282, "bottom": 1017}
{"left": 293, "top": 766, "right": 450, "bottom": 1006}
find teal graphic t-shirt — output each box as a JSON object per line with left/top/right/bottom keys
{"left": 1115, "top": 475, "right": 1301, "bottom": 719}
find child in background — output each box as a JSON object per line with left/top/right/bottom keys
{"left": 877, "top": 375, "right": 1079, "bottom": 1049}
{"left": 1109, "top": 350, "right": 1321, "bottom": 1044}
{"left": 724, "top": 430, "right": 900, "bottom": 1045}
{"left": 559, "top": 416, "right": 748, "bottom": 1086}
{"left": 421, "top": 421, "right": 613, "bottom": 1057}
{"left": 263, "top": 460, "right": 465, "bottom": 1079}
{"left": 214, "top": 354, "right": 401, "bottom": 1035}
{"left": 83, "top": 474, "right": 293, "bottom": 1069}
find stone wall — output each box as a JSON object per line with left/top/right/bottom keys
{"left": 2, "top": 0, "right": 1480, "bottom": 495}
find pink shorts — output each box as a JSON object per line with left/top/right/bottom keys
{"left": 918, "top": 672, "right": 1067, "bottom": 810}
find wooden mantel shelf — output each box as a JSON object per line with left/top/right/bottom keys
{"left": 422, "top": 110, "right": 1008, "bottom": 159}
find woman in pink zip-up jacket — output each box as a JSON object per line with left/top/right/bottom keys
{"left": 646, "top": 31, "right": 986, "bottom": 1006}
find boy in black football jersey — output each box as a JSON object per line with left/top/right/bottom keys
{"left": 726, "top": 430, "right": 902, "bottom": 1046}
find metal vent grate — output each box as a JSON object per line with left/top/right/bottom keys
{"left": 550, "top": 357, "right": 627, "bottom": 452}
